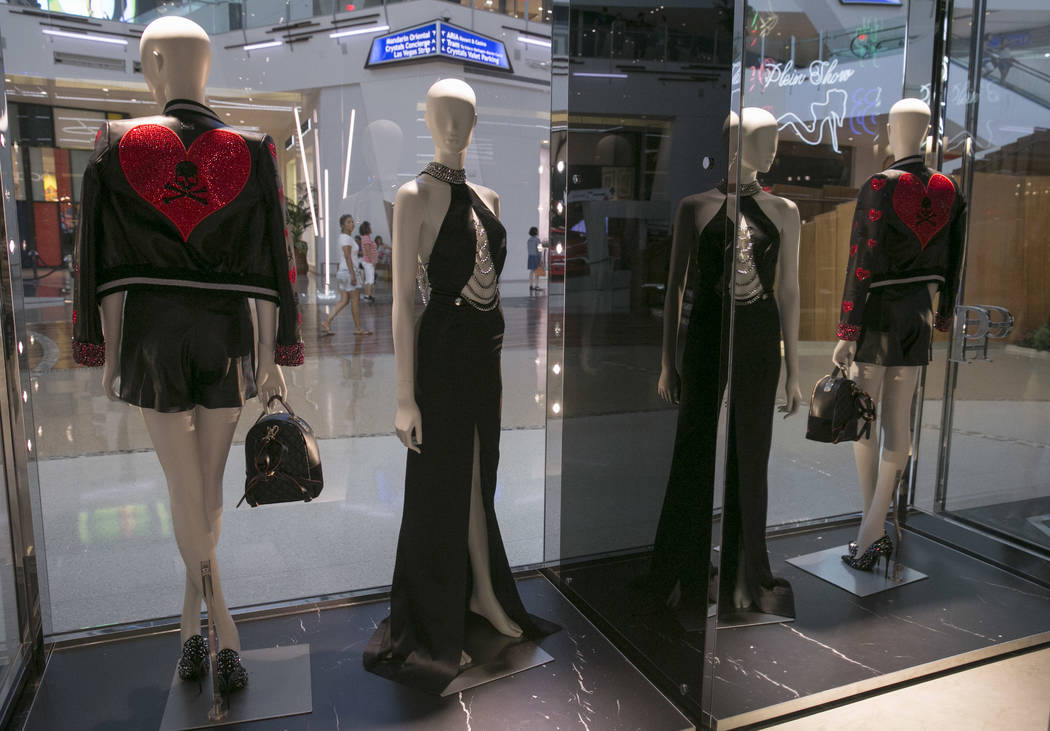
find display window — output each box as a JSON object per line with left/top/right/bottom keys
{"left": 0, "top": 0, "right": 1046, "bottom": 727}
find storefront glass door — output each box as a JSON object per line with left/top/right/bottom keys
{"left": 933, "top": 0, "right": 1050, "bottom": 554}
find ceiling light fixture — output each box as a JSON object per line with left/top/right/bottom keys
{"left": 42, "top": 28, "right": 129, "bottom": 45}
{"left": 572, "top": 71, "right": 628, "bottom": 78}
{"left": 329, "top": 24, "right": 389, "bottom": 39}
{"left": 243, "top": 39, "right": 283, "bottom": 51}
{"left": 517, "top": 36, "right": 552, "bottom": 48}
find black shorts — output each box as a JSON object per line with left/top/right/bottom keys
{"left": 855, "top": 282, "right": 934, "bottom": 367}
{"left": 119, "top": 288, "right": 257, "bottom": 412}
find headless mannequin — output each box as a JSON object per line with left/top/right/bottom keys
{"left": 832, "top": 98, "right": 937, "bottom": 557}
{"left": 392, "top": 79, "right": 522, "bottom": 665}
{"left": 657, "top": 108, "right": 802, "bottom": 608}
{"left": 100, "top": 17, "right": 287, "bottom": 652}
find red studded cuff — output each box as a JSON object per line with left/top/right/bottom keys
{"left": 934, "top": 313, "right": 952, "bottom": 332}
{"left": 72, "top": 340, "right": 105, "bottom": 367}
{"left": 275, "top": 342, "right": 304, "bottom": 366}
{"left": 836, "top": 323, "right": 861, "bottom": 341}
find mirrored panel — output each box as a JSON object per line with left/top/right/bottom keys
{"left": 548, "top": 0, "right": 741, "bottom": 713}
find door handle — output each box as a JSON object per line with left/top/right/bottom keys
{"left": 949, "top": 304, "right": 1013, "bottom": 362}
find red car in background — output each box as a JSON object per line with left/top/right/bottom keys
{"left": 547, "top": 223, "right": 590, "bottom": 280}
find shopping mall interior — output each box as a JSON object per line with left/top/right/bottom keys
{"left": 0, "top": 0, "right": 1048, "bottom": 727}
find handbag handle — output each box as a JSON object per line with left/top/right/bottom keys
{"left": 253, "top": 394, "right": 296, "bottom": 425}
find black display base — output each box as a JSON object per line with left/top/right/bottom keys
{"left": 786, "top": 544, "right": 927, "bottom": 597}
{"left": 22, "top": 576, "right": 692, "bottom": 731}
{"left": 158, "top": 645, "right": 312, "bottom": 730}
{"left": 440, "top": 613, "right": 554, "bottom": 696}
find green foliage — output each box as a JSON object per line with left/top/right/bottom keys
{"left": 1031, "top": 323, "right": 1050, "bottom": 352}
{"left": 285, "top": 187, "right": 315, "bottom": 253}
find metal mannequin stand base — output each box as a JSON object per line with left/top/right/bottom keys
{"left": 158, "top": 561, "right": 313, "bottom": 730}
{"left": 439, "top": 612, "right": 554, "bottom": 697}
{"left": 788, "top": 473, "right": 928, "bottom": 597}
{"left": 786, "top": 544, "right": 926, "bottom": 596}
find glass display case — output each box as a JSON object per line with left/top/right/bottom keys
{"left": 0, "top": 0, "right": 1046, "bottom": 727}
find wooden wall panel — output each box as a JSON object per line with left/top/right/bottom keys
{"left": 795, "top": 174, "right": 1050, "bottom": 342}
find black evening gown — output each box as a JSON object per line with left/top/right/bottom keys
{"left": 364, "top": 178, "right": 557, "bottom": 694}
{"left": 650, "top": 194, "right": 795, "bottom": 618}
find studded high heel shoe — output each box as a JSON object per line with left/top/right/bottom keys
{"left": 177, "top": 635, "right": 209, "bottom": 681}
{"left": 841, "top": 534, "right": 893, "bottom": 572}
{"left": 215, "top": 648, "right": 248, "bottom": 693}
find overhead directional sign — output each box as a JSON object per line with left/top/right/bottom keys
{"left": 366, "top": 21, "right": 511, "bottom": 71}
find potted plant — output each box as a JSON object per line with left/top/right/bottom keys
{"left": 286, "top": 187, "right": 315, "bottom": 276}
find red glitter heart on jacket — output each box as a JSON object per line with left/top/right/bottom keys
{"left": 855, "top": 267, "right": 870, "bottom": 281}
{"left": 870, "top": 177, "right": 885, "bottom": 191}
{"left": 892, "top": 172, "right": 955, "bottom": 250}
{"left": 868, "top": 209, "right": 882, "bottom": 222}
{"left": 118, "top": 124, "right": 251, "bottom": 241}
{"left": 842, "top": 300, "right": 854, "bottom": 313}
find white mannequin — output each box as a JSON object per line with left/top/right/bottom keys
{"left": 391, "top": 79, "right": 522, "bottom": 663}
{"left": 832, "top": 98, "right": 937, "bottom": 556}
{"left": 657, "top": 107, "right": 802, "bottom": 607}
{"left": 99, "top": 17, "right": 287, "bottom": 652}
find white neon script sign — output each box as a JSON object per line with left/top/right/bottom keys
{"left": 748, "top": 59, "right": 856, "bottom": 91}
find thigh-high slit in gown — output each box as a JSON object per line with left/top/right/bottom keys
{"left": 364, "top": 174, "right": 557, "bottom": 694}
{"left": 649, "top": 194, "right": 795, "bottom": 619}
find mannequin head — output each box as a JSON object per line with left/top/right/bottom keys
{"left": 424, "top": 79, "right": 477, "bottom": 168}
{"left": 140, "top": 17, "right": 211, "bottom": 106}
{"left": 886, "top": 98, "right": 930, "bottom": 161}
{"left": 724, "top": 107, "right": 779, "bottom": 183}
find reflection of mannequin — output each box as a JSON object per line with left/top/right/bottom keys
{"left": 363, "top": 119, "right": 403, "bottom": 235}
{"left": 364, "top": 79, "right": 556, "bottom": 694}
{"left": 73, "top": 17, "right": 301, "bottom": 683}
{"left": 651, "top": 108, "right": 801, "bottom": 616}
{"left": 833, "top": 99, "right": 966, "bottom": 569}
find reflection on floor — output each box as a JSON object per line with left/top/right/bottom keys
{"left": 556, "top": 524, "right": 1050, "bottom": 729}
{"left": 23, "top": 576, "right": 693, "bottom": 731}
{"left": 955, "top": 496, "right": 1050, "bottom": 553}
{"left": 39, "top": 428, "right": 545, "bottom": 635}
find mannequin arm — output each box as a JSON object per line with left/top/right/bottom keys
{"left": 392, "top": 183, "right": 424, "bottom": 453}
{"left": 254, "top": 299, "right": 287, "bottom": 405}
{"left": 100, "top": 292, "right": 124, "bottom": 401}
{"left": 658, "top": 199, "right": 695, "bottom": 404}
{"left": 774, "top": 199, "right": 802, "bottom": 416}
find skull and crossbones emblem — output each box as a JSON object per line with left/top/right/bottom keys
{"left": 162, "top": 161, "right": 209, "bottom": 204}
{"left": 915, "top": 196, "right": 937, "bottom": 227}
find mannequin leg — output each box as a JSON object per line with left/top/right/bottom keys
{"left": 143, "top": 406, "right": 242, "bottom": 651}
{"left": 467, "top": 429, "right": 523, "bottom": 638}
{"left": 853, "top": 366, "right": 919, "bottom": 553}
{"left": 850, "top": 362, "right": 886, "bottom": 513}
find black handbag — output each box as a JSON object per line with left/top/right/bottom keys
{"left": 239, "top": 395, "right": 323, "bottom": 507}
{"left": 805, "top": 367, "right": 876, "bottom": 444}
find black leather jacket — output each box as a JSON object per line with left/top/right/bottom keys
{"left": 72, "top": 99, "right": 303, "bottom": 366}
{"left": 837, "top": 154, "right": 967, "bottom": 340}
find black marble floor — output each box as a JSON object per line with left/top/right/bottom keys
{"left": 557, "top": 525, "right": 1050, "bottom": 729}
{"left": 22, "top": 575, "right": 693, "bottom": 730}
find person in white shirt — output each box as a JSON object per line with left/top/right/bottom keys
{"left": 321, "top": 214, "right": 372, "bottom": 336}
